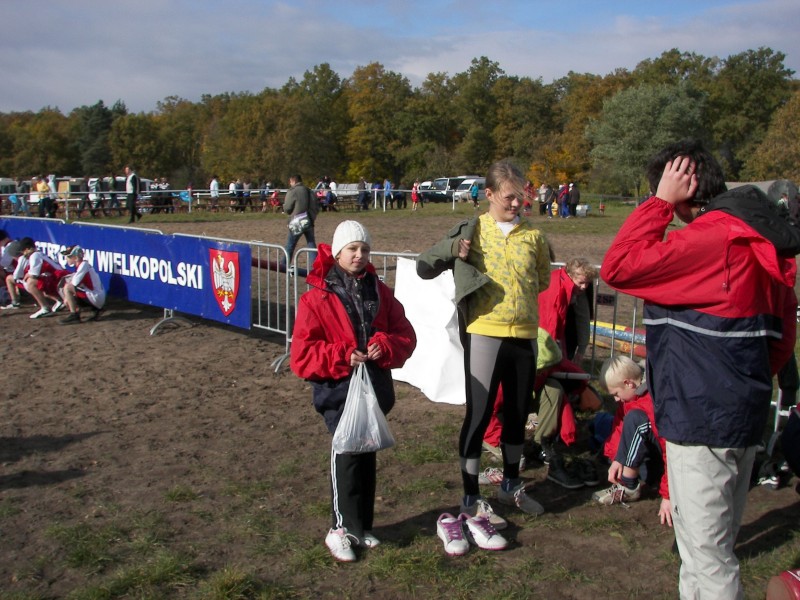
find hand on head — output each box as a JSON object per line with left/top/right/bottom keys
{"left": 655, "top": 156, "right": 698, "bottom": 206}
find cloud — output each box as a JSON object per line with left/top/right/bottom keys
{"left": 1, "top": 0, "right": 797, "bottom": 113}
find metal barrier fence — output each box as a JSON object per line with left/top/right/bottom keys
{"left": 265, "top": 253, "right": 646, "bottom": 375}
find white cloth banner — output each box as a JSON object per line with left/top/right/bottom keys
{"left": 392, "top": 257, "right": 465, "bottom": 405}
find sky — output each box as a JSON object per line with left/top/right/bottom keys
{"left": 2, "top": 0, "right": 799, "bottom": 114}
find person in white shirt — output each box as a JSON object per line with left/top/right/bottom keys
{"left": 0, "top": 230, "right": 18, "bottom": 306}
{"left": 125, "top": 165, "right": 141, "bottom": 223}
{"left": 58, "top": 245, "right": 106, "bottom": 324}
{"left": 209, "top": 175, "right": 220, "bottom": 212}
{"left": 6, "top": 237, "right": 67, "bottom": 318}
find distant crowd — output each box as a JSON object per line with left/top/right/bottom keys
{"left": 1, "top": 170, "right": 598, "bottom": 222}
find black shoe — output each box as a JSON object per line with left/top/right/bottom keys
{"left": 90, "top": 307, "right": 105, "bottom": 321}
{"left": 571, "top": 458, "right": 601, "bottom": 487}
{"left": 60, "top": 312, "right": 81, "bottom": 325}
{"left": 546, "top": 456, "right": 584, "bottom": 489}
{"left": 539, "top": 441, "right": 557, "bottom": 465}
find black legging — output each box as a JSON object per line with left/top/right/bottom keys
{"left": 460, "top": 333, "right": 537, "bottom": 496}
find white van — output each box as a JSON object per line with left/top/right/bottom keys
{"left": 453, "top": 177, "right": 486, "bottom": 203}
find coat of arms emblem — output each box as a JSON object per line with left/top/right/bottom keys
{"left": 210, "top": 249, "right": 239, "bottom": 316}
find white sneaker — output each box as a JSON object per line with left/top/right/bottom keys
{"left": 497, "top": 482, "right": 545, "bottom": 516}
{"left": 1, "top": 302, "right": 21, "bottom": 310}
{"left": 52, "top": 300, "right": 64, "bottom": 312}
{"left": 30, "top": 307, "right": 51, "bottom": 319}
{"left": 436, "top": 513, "right": 469, "bottom": 556}
{"left": 459, "top": 513, "right": 508, "bottom": 551}
{"left": 478, "top": 467, "right": 503, "bottom": 486}
{"left": 325, "top": 527, "right": 356, "bottom": 562}
{"left": 359, "top": 531, "right": 380, "bottom": 548}
{"left": 460, "top": 497, "right": 507, "bottom": 530}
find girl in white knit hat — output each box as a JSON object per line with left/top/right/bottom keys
{"left": 290, "top": 220, "right": 417, "bottom": 562}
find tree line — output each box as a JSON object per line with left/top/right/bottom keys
{"left": 1, "top": 48, "right": 798, "bottom": 194}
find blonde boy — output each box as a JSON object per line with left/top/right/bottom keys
{"left": 595, "top": 356, "right": 671, "bottom": 525}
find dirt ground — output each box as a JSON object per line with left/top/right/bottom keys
{"left": 1, "top": 209, "right": 798, "bottom": 598}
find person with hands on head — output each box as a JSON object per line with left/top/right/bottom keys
{"left": 601, "top": 140, "right": 799, "bottom": 600}
{"left": 290, "top": 220, "right": 416, "bottom": 563}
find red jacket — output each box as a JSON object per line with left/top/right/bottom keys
{"left": 291, "top": 244, "right": 416, "bottom": 382}
{"left": 603, "top": 389, "right": 669, "bottom": 499}
{"left": 602, "top": 191, "right": 797, "bottom": 446}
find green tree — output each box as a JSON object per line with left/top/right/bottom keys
{"left": 588, "top": 82, "right": 707, "bottom": 196}
{"left": 295, "top": 64, "right": 350, "bottom": 180}
{"left": 450, "top": 57, "right": 504, "bottom": 173}
{"left": 633, "top": 49, "right": 719, "bottom": 88}
{"left": 742, "top": 89, "right": 800, "bottom": 181}
{"left": 70, "top": 101, "right": 115, "bottom": 175}
{"left": 400, "top": 72, "right": 458, "bottom": 179}
{"left": 492, "top": 76, "right": 559, "bottom": 169}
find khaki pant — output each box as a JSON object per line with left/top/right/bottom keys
{"left": 533, "top": 379, "right": 563, "bottom": 445}
{"left": 667, "top": 442, "right": 756, "bottom": 600}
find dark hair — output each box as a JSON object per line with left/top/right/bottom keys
{"left": 19, "top": 237, "right": 36, "bottom": 251}
{"left": 646, "top": 139, "right": 726, "bottom": 202}
{"left": 291, "top": 174, "right": 303, "bottom": 183}
{"left": 0, "top": 229, "right": 7, "bottom": 241}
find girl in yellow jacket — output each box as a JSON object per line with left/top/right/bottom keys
{"left": 417, "top": 161, "right": 551, "bottom": 547}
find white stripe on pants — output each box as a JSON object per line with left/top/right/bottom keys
{"left": 667, "top": 442, "right": 756, "bottom": 600}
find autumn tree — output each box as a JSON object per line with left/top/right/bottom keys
{"left": 542, "top": 70, "right": 633, "bottom": 186}
{"left": 154, "top": 96, "right": 205, "bottom": 186}
{"left": 109, "top": 112, "right": 163, "bottom": 176}
{"left": 742, "top": 89, "right": 800, "bottom": 181}
{"left": 344, "top": 62, "right": 412, "bottom": 182}
{"left": 707, "top": 47, "right": 794, "bottom": 178}
{"left": 3, "top": 108, "right": 78, "bottom": 177}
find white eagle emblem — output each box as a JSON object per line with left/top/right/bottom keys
{"left": 212, "top": 253, "right": 237, "bottom": 313}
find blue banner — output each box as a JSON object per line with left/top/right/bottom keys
{"left": 0, "top": 218, "right": 252, "bottom": 329}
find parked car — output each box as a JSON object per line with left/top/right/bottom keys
{"left": 453, "top": 177, "right": 486, "bottom": 203}
{"left": 422, "top": 175, "right": 479, "bottom": 203}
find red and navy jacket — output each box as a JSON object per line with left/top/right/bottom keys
{"left": 603, "top": 385, "right": 669, "bottom": 499}
{"left": 601, "top": 186, "right": 798, "bottom": 448}
{"left": 290, "top": 244, "right": 416, "bottom": 432}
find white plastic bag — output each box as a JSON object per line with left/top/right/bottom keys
{"left": 332, "top": 363, "right": 395, "bottom": 454}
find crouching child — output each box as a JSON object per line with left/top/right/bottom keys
{"left": 595, "top": 355, "right": 672, "bottom": 526}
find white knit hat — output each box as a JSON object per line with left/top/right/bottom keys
{"left": 332, "top": 220, "right": 371, "bottom": 257}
